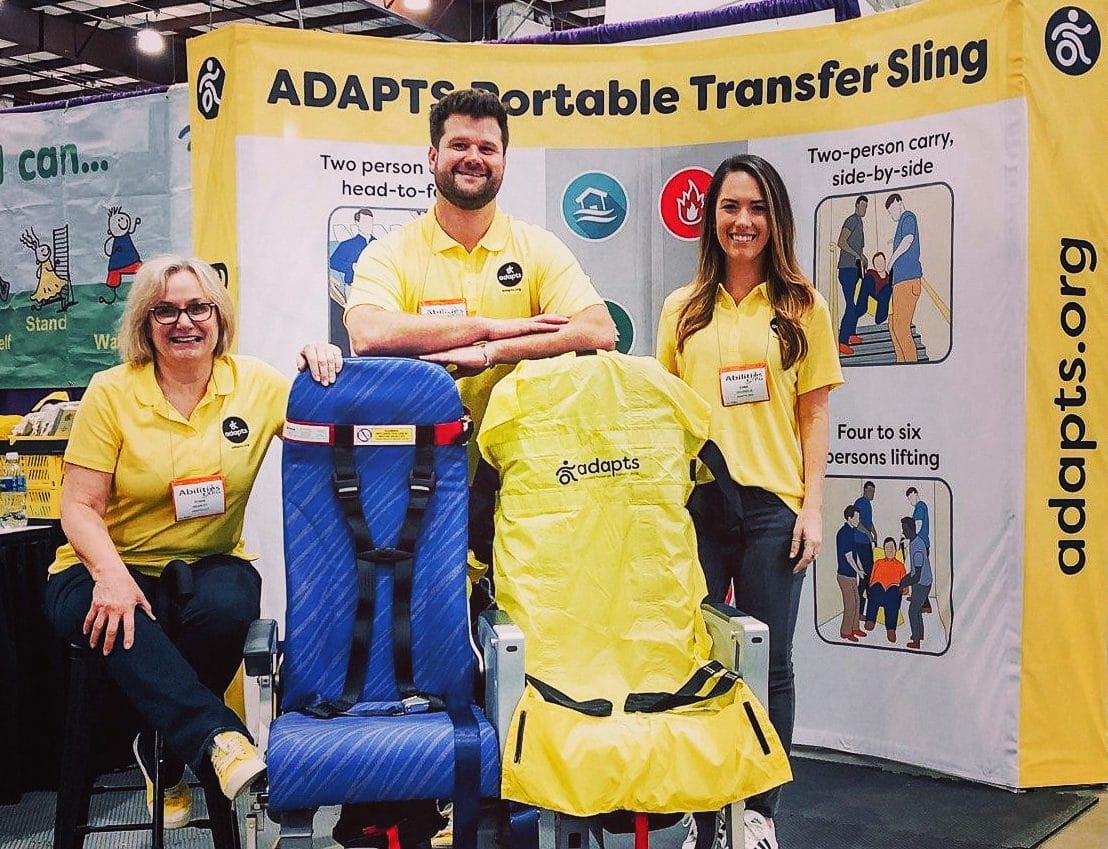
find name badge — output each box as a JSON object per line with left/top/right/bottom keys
{"left": 719, "top": 363, "right": 770, "bottom": 406}
{"left": 170, "top": 475, "right": 227, "bottom": 522}
{"left": 419, "top": 299, "right": 467, "bottom": 318}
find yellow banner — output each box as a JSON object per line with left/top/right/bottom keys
{"left": 186, "top": 0, "right": 1108, "bottom": 788}
{"left": 1020, "top": 0, "right": 1108, "bottom": 786}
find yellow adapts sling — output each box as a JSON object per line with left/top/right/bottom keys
{"left": 478, "top": 351, "right": 791, "bottom": 816}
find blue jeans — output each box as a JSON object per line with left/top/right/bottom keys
{"left": 908, "top": 582, "right": 931, "bottom": 642}
{"left": 855, "top": 543, "right": 874, "bottom": 617}
{"left": 44, "top": 555, "right": 260, "bottom": 777}
{"left": 838, "top": 266, "right": 863, "bottom": 344}
{"left": 864, "top": 585, "right": 903, "bottom": 630}
{"left": 855, "top": 275, "right": 892, "bottom": 325}
{"left": 687, "top": 480, "right": 805, "bottom": 820}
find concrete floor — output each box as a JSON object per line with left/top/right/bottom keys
{"left": 1039, "top": 785, "right": 1107, "bottom": 849}
{"left": 3, "top": 770, "right": 1102, "bottom": 848}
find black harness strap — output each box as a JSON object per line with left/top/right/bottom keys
{"left": 526, "top": 674, "right": 614, "bottom": 717}
{"left": 305, "top": 441, "right": 380, "bottom": 718}
{"left": 305, "top": 421, "right": 456, "bottom": 718}
{"left": 624, "top": 660, "right": 740, "bottom": 714}
{"left": 697, "top": 439, "right": 745, "bottom": 526}
{"left": 391, "top": 430, "right": 436, "bottom": 698}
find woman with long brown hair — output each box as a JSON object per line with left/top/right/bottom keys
{"left": 657, "top": 155, "right": 842, "bottom": 849}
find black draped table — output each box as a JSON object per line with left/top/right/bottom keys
{"left": 0, "top": 522, "right": 66, "bottom": 802}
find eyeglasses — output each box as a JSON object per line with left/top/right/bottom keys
{"left": 149, "top": 302, "right": 217, "bottom": 325}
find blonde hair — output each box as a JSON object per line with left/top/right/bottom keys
{"left": 117, "top": 256, "right": 235, "bottom": 365}
{"left": 675, "top": 155, "right": 814, "bottom": 370}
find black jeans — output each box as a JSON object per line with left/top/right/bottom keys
{"left": 44, "top": 555, "right": 260, "bottom": 777}
{"left": 688, "top": 480, "right": 805, "bottom": 821}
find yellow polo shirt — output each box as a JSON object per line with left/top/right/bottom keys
{"left": 656, "top": 283, "right": 843, "bottom": 513}
{"left": 344, "top": 208, "right": 604, "bottom": 433}
{"left": 50, "top": 355, "right": 289, "bottom": 576}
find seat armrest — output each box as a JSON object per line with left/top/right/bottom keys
{"left": 243, "top": 618, "right": 279, "bottom": 756}
{"left": 477, "top": 609, "right": 525, "bottom": 759}
{"left": 701, "top": 602, "right": 770, "bottom": 706}
{"left": 244, "top": 618, "right": 279, "bottom": 677}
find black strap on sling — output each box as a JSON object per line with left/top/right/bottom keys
{"left": 467, "top": 459, "right": 500, "bottom": 570}
{"left": 696, "top": 439, "right": 745, "bottom": 526}
{"left": 525, "top": 674, "right": 614, "bottom": 717}
{"left": 624, "top": 659, "right": 740, "bottom": 714}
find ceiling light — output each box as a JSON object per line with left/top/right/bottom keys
{"left": 404, "top": 0, "right": 432, "bottom": 11}
{"left": 136, "top": 26, "right": 165, "bottom": 55}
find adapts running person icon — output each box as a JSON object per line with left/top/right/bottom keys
{"left": 556, "top": 460, "right": 579, "bottom": 485}
{"left": 197, "top": 57, "right": 226, "bottom": 119}
{"left": 1046, "top": 7, "right": 1101, "bottom": 75}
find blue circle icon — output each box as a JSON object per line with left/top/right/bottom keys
{"left": 562, "top": 172, "right": 628, "bottom": 241}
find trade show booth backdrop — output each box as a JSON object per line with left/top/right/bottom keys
{"left": 52, "top": 0, "right": 1101, "bottom": 791}
{"left": 0, "top": 0, "right": 1094, "bottom": 789}
{"left": 0, "top": 88, "right": 192, "bottom": 389}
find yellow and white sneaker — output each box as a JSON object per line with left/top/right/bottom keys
{"left": 132, "top": 734, "right": 191, "bottom": 828}
{"left": 209, "top": 731, "right": 266, "bottom": 800}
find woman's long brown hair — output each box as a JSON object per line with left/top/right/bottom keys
{"left": 675, "top": 154, "right": 814, "bottom": 370}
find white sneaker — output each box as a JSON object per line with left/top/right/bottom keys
{"left": 431, "top": 802, "right": 453, "bottom": 848}
{"left": 680, "top": 814, "right": 697, "bottom": 849}
{"left": 742, "top": 810, "right": 778, "bottom": 849}
{"left": 711, "top": 811, "right": 729, "bottom": 849}
{"left": 683, "top": 812, "right": 730, "bottom": 849}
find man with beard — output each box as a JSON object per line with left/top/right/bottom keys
{"left": 337, "top": 88, "right": 614, "bottom": 849}
{"left": 344, "top": 88, "right": 616, "bottom": 452}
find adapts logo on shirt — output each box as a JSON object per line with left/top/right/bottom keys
{"left": 222, "top": 417, "right": 250, "bottom": 444}
{"left": 556, "top": 456, "right": 641, "bottom": 485}
{"left": 497, "top": 262, "right": 524, "bottom": 288}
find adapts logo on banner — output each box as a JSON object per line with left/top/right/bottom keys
{"left": 1046, "top": 7, "right": 1101, "bottom": 75}
{"left": 556, "top": 456, "right": 641, "bottom": 485}
{"left": 197, "top": 57, "right": 227, "bottom": 119}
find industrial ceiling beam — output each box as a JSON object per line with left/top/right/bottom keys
{"left": 0, "top": 0, "right": 186, "bottom": 85}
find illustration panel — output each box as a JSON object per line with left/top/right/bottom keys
{"left": 814, "top": 183, "right": 953, "bottom": 366}
{"left": 814, "top": 475, "right": 953, "bottom": 655}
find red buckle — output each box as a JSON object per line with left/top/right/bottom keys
{"left": 433, "top": 416, "right": 472, "bottom": 446}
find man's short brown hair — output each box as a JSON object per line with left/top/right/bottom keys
{"left": 429, "top": 88, "right": 509, "bottom": 151}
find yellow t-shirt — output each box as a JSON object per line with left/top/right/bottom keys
{"left": 50, "top": 355, "right": 289, "bottom": 576}
{"left": 656, "top": 283, "right": 843, "bottom": 513}
{"left": 343, "top": 208, "right": 604, "bottom": 433}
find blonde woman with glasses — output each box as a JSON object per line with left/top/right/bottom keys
{"left": 44, "top": 255, "right": 341, "bottom": 827}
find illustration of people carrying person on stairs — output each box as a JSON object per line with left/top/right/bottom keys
{"left": 834, "top": 191, "right": 929, "bottom": 364}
